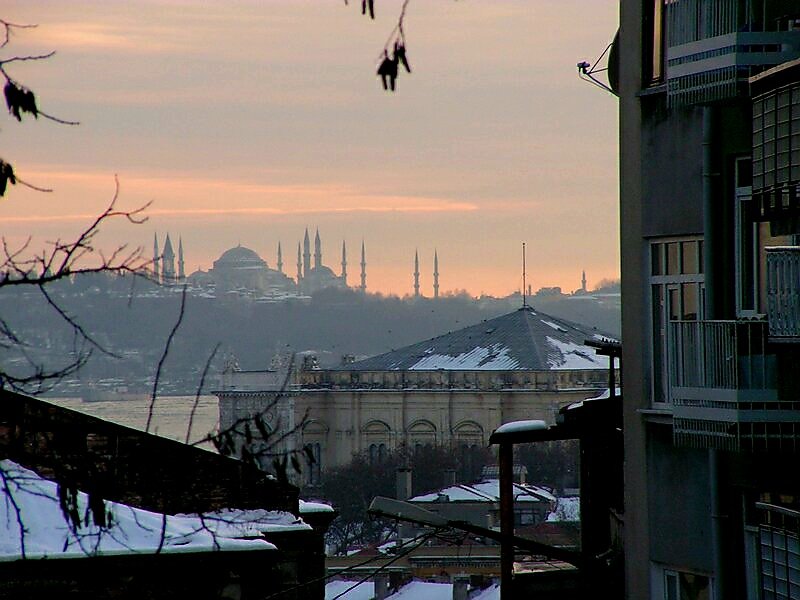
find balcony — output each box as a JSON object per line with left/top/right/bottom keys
{"left": 667, "top": 320, "right": 800, "bottom": 452}
{"left": 766, "top": 247, "right": 800, "bottom": 340}
{"left": 665, "top": 0, "right": 800, "bottom": 106}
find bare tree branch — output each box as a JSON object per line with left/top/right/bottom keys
{"left": 185, "top": 343, "right": 221, "bottom": 444}
{"left": 146, "top": 285, "right": 188, "bottom": 433}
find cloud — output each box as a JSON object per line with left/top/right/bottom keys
{"left": 0, "top": 166, "right": 478, "bottom": 223}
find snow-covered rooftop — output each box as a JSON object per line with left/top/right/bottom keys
{"left": 339, "top": 307, "right": 615, "bottom": 372}
{"left": 545, "top": 496, "right": 581, "bottom": 523}
{"left": 299, "top": 499, "right": 335, "bottom": 514}
{"left": 325, "top": 580, "right": 501, "bottom": 600}
{"left": 410, "top": 479, "right": 555, "bottom": 504}
{"left": 0, "top": 460, "right": 281, "bottom": 560}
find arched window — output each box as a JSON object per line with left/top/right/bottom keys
{"left": 302, "top": 420, "right": 328, "bottom": 485}
{"left": 407, "top": 420, "right": 436, "bottom": 448}
{"left": 305, "top": 442, "right": 322, "bottom": 485}
{"left": 378, "top": 443, "right": 387, "bottom": 463}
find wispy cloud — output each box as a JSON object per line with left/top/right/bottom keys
{"left": 0, "top": 166, "right": 478, "bottom": 223}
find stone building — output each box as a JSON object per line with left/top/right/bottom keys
{"left": 216, "top": 306, "right": 614, "bottom": 485}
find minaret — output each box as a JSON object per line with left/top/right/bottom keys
{"left": 413, "top": 250, "right": 420, "bottom": 297}
{"left": 359, "top": 240, "right": 367, "bottom": 292}
{"left": 162, "top": 234, "right": 175, "bottom": 284}
{"left": 303, "top": 228, "right": 311, "bottom": 277}
{"left": 177, "top": 237, "right": 185, "bottom": 281}
{"left": 581, "top": 270, "right": 587, "bottom": 292}
{"left": 296, "top": 242, "right": 303, "bottom": 284}
{"left": 341, "top": 240, "right": 347, "bottom": 285}
{"left": 153, "top": 233, "right": 160, "bottom": 283}
{"left": 433, "top": 250, "right": 439, "bottom": 299}
{"left": 314, "top": 228, "right": 322, "bottom": 269}
{"left": 277, "top": 242, "right": 283, "bottom": 274}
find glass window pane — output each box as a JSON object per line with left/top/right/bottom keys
{"left": 667, "top": 242, "right": 680, "bottom": 275}
{"left": 681, "top": 241, "right": 698, "bottom": 274}
{"left": 652, "top": 243, "right": 663, "bottom": 275}
{"left": 682, "top": 284, "right": 698, "bottom": 320}
{"left": 669, "top": 287, "right": 680, "bottom": 321}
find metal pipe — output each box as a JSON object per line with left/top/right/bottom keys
{"left": 499, "top": 442, "right": 514, "bottom": 599}
{"left": 704, "top": 103, "right": 727, "bottom": 600}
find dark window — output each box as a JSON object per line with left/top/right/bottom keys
{"left": 652, "top": 243, "right": 663, "bottom": 275}
{"left": 666, "top": 242, "right": 680, "bottom": 275}
{"left": 681, "top": 241, "right": 698, "bottom": 274}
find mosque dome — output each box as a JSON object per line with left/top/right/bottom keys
{"left": 213, "top": 245, "right": 267, "bottom": 270}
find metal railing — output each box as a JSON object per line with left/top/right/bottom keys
{"left": 667, "top": 0, "right": 739, "bottom": 47}
{"left": 766, "top": 247, "right": 800, "bottom": 339}
{"left": 668, "top": 319, "right": 773, "bottom": 395}
{"left": 664, "top": 0, "right": 800, "bottom": 106}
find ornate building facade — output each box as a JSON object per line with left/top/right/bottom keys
{"left": 215, "top": 307, "right": 615, "bottom": 485}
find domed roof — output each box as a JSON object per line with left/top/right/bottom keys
{"left": 306, "top": 265, "right": 336, "bottom": 278}
{"left": 342, "top": 307, "right": 616, "bottom": 372}
{"left": 213, "top": 245, "right": 267, "bottom": 270}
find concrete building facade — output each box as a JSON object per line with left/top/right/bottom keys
{"left": 617, "top": 2, "right": 800, "bottom": 598}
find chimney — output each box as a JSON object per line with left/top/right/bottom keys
{"left": 374, "top": 574, "right": 390, "bottom": 600}
{"left": 396, "top": 467, "right": 412, "bottom": 501}
{"left": 443, "top": 469, "right": 457, "bottom": 488}
{"left": 452, "top": 576, "right": 469, "bottom": 600}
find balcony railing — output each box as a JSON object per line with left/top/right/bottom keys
{"left": 669, "top": 319, "right": 775, "bottom": 399}
{"left": 766, "top": 247, "right": 800, "bottom": 340}
{"left": 664, "top": 0, "right": 800, "bottom": 106}
{"left": 666, "top": 319, "right": 800, "bottom": 452}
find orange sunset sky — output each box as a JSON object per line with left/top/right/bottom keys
{"left": 2, "top": 0, "right": 619, "bottom": 297}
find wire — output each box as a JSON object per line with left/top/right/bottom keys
{"left": 330, "top": 532, "right": 435, "bottom": 600}
{"left": 259, "top": 530, "right": 436, "bottom": 599}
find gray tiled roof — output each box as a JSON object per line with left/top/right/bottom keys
{"left": 344, "top": 306, "right": 615, "bottom": 372}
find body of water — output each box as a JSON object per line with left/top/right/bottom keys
{"left": 44, "top": 395, "right": 219, "bottom": 450}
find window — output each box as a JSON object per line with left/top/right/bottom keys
{"left": 645, "top": 0, "right": 666, "bottom": 84}
{"left": 650, "top": 237, "right": 704, "bottom": 404}
{"left": 369, "top": 443, "right": 388, "bottom": 465}
{"left": 735, "top": 158, "right": 762, "bottom": 317}
{"left": 306, "top": 442, "right": 322, "bottom": 485}
{"left": 664, "top": 569, "right": 712, "bottom": 600}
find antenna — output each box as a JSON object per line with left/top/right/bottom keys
{"left": 522, "top": 242, "right": 527, "bottom": 308}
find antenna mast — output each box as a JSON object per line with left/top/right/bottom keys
{"left": 522, "top": 242, "right": 527, "bottom": 308}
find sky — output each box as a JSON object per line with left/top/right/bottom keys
{"left": 1, "top": 0, "right": 619, "bottom": 297}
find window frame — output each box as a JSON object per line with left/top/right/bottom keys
{"left": 649, "top": 236, "right": 705, "bottom": 406}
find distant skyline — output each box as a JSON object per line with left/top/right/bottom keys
{"left": 153, "top": 229, "right": 600, "bottom": 297}
{"left": 2, "top": 1, "right": 620, "bottom": 296}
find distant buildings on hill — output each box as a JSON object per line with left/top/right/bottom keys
{"left": 151, "top": 230, "right": 609, "bottom": 303}
{"left": 151, "top": 228, "right": 367, "bottom": 301}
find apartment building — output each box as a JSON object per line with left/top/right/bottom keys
{"left": 617, "top": 1, "right": 800, "bottom": 598}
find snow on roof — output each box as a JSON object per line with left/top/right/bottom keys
{"left": 388, "top": 581, "right": 453, "bottom": 600}
{"left": 410, "top": 479, "right": 555, "bottom": 504}
{"left": 326, "top": 580, "right": 501, "bottom": 600}
{"left": 546, "top": 497, "right": 581, "bottom": 523}
{"left": 299, "top": 499, "right": 335, "bottom": 514}
{"left": 545, "top": 337, "right": 608, "bottom": 370}
{"left": 472, "top": 584, "right": 501, "bottom": 600}
{"left": 0, "top": 460, "right": 277, "bottom": 560}
{"left": 325, "top": 580, "right": 375, "bottom": 600}
{"left": 493, "top": 420, "right": 547, "bottom": 435}
{"left": 542, "top": 320, "right": 567, "bottom": 333}
{"left": 175, "top": 508, "right": 311, "bottom": 537}
{"left": 340, "top": 307, "right": 615, "bottom": 372}
{"left": 566, "top": 386, "right": 622, "bottom": 411}
{"left": 409, "top": 344, "right": 519, "bottom": 371}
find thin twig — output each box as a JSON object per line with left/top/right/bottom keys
{"left": 185, "top": 343, "right": 220, "bottom": 444}
{"left": 146, "top": 285, "right": 188, "bottom": 433}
